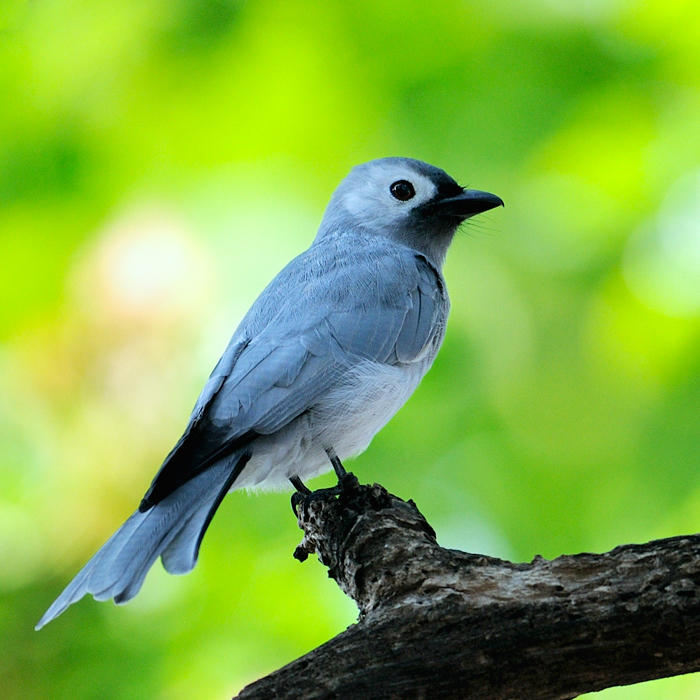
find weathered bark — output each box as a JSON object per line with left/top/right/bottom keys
{"left": 236, "top": 475, "right": 700, "bottom": 699}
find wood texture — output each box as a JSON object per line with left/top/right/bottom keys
{"left": 236, "top": 475, "right": 700, "bottom": 699}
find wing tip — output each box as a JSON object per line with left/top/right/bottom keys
{"left": 138, "top": 497, "right": 153, "bottom": 513}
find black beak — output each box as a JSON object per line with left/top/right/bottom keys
{"left": 435, "top": 188, "right": 504, "bottom": 219}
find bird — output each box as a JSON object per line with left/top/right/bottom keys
{"left": 36, "top": 157, "right": 503, "bottom": 630}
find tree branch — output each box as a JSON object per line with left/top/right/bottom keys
{"left": 236, "top": 475, "right": 700, "bottom": 699}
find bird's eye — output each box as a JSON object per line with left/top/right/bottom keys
{"left": 389, "top": 180, "right": 416, "bottom": 201}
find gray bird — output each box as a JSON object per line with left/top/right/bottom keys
{"left": 36, "top": 157, "right": 502, "bottom": 630}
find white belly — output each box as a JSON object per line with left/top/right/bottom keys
{"left": 234, "top": 359, "right": 431, "bottom": 490}
{"left": 316, "top": 359, "right": 429, "bottom": 459}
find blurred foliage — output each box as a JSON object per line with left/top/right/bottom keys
{"left": 1, "top": 0, "right": 698, "bottom": 697}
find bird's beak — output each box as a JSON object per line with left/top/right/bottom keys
{"left": 435, "top": 189, "right": 504, "bottom": 219}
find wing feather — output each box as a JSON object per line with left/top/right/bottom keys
{"left": 141, "top": 243, "right": 447, "bottom": 507}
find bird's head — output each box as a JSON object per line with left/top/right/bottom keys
{"left": 317, "top": 157, "right": 503, "bottom": 266}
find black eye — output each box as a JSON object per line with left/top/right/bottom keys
{"left": 390, "top": 180, "right": 415, "bottom": 201}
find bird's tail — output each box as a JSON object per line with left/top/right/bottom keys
{"left": 35, "top": 454, "right": 248, "bottom": 630}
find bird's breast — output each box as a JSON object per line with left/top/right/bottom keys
{"left": 313, "top": 356, "right": 434, "bottom": 460}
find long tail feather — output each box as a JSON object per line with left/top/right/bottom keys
{"left": 35, "top": 453, "right": 248, "bottom": 630}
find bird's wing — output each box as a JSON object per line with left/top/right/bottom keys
{"left": 139, "top": 329, "right": 342, "bottom": 509}
{"left": 140, "top": 244, "right": 446, "bottom": 508}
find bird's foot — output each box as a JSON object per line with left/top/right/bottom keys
{"left": 289, "top": 470, "right": 358, "bottom": 516}
{"left": 289, "top": 447, "right": 355, "bottom": 515}
{"left": 290, "top": 469, "right": 359, "bottom": 562}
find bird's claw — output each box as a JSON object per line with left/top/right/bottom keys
{"left": 289, "top": 471, "right": 358, "bottom": 516}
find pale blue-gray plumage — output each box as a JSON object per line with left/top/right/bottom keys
{"left": 36, "top": 157, "right": 503, "bottom": 629}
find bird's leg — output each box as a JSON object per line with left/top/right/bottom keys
{"left": 325, "top": 447, "right": 348, "bottom": 480}
{"left": 289, "top": 448, "right": 356, "bottom": 515}
{"left": 289, "top": 474, "right": 312, "bottom": 514}
{"left": 323, "top": 446, "right": 356, "bottom": 494}
{"left": 289, "top": 474, "right": 312, "bottom": 495}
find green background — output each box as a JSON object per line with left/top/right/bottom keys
{"left": 1, "top": 0, "right": 698, "bottom": 697}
